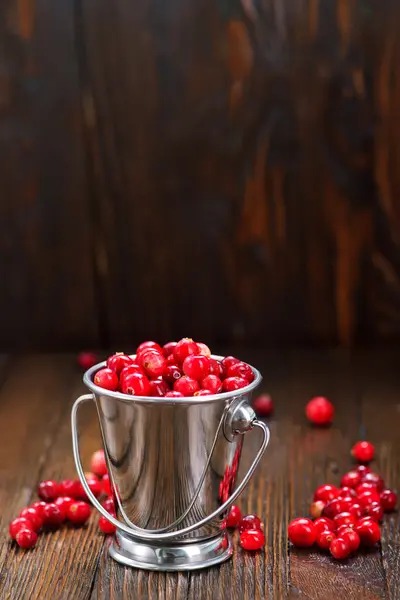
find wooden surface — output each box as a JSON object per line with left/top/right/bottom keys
{"left": 0, "top": 349, "right": 399, "bottom": 599}
{"left": 3, "top": 1, "right": 400, "bottom": 349}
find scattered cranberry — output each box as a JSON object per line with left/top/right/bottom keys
{"left": 317, "top": 530, "right": 336, "bottom": 550}
{"left": 221, "top": 356, "right": 240, "bottom": 371}
{"left": 9, "top": 517, "right": 34, "bottom": 539}
{"left": 162, "top": 341, "right": 177, "bottom": 357}
{"left": 87, "top": 477, "right": 102, "bottom": 498}
{"left": 165, "top": 391, "right": 184, "bottom": 398}
{"left": 252, "top": 394, "right": 273, "bottom": 417}
{"left": 42, "top": 503, "right": 65, "bottom": 528}
{"left": 38, "top": 480, "right": 60, "bottom": 502}
{"left": 209, "top": 359, "right": 224, "bottom": 378}
{"left": 314, "top": 484, "right": 339, "bottom": 503}
{"left": 330, "top": 537, "right": 351, "bottom": 560}
{"left": 287, "top": 518, "right": 316, "bottom": 547}
{"left": 201, "top": 375, "right": 222, "bottom": 394}
{"left": 239, "top": 514, "right": 262, "bottom": 533}
{"left": 336, "top": 524, "right": 354, "bottom": 536}
{"left": 340, "top": 471, "right": 361, "bottom": 489}
{"left": 364, "top": 501, "right": 384, "bottom": 522}
{"left": 323, "top": 499, "right": 347, "bottom": 519}
{"left": 59, "top": 479, "right": 81, "bottom": 499}
{"left": 54, "top": 496, "right": 74, "bottom": 517}
{"left": 240, "top": 529, "right": 265, "bottom": 551}
{"left": 310, "top": 501, "right": 325, "bottom": 519}
{"left": 313, "top": 517, "right": 335, "bottom": 536}
{"left": 225, "top": 361, "right": 254, "bottom": 383}
{"left": 356, "top": 482, "right": 377, "bottom": 495}
{"left": 173, "top": 338, "right": 199, "bottom": 364}
{"left": 173, "top": 376, "right": 200, "bottom": 396}
{"left": 358, "top": 489, "right": 381, "bottom": 508}
{"left": 19, "top": 508, "right": 43, "bottom": 532}
{"left": 106, "top": 352, "right": 133, "bottom": 374}
{"left": 77, "top": 352, "right": 98, "bottom": 370}
{"left": 338, "top": 487, "right": 357, "bottom": 498}
{"left": 99, "top": 515, "right": 117, "bottom": 534}
{"left": 136, "top": 341, "right": 163, "bottom": 356}
{"left": 90, "top": 450, "right": 107, "bottom": 478}
{"left": 305, "top": 397, "right": 334, "bottom": 426}
{"left": 30, "top": 501, "right": 48, "bottom": 519}
{"left": 340, "top": 528, "right": 360, "bottom": 552}
{"left": 67, "top": 501, "right": 91, "bottom": 526}
{"left": 197, "top": 342, "right": 211, "bottom": 357}
{"left": 362, "top": 472, "right": 385, "bottom": 492}
{"left": 351, "top": 441, "right": 375, "bottom": 464}
{"left": 355, "top": 519, "right": 380, "bottom": 546}
{"left": 163, "top": 364, "right": 182, "bottom": 385}
{"left": 122, "top": 372, "right": 151, "bottom": 396}
{"left": 333, "top": 512, "right": 356, "bottom": 529}
{"left": 356, "top": 465, "right": 371, "bottom": 477}
{"left": 94, "top": 368, "right": 119, "bottom": 391}
{"left": 221, "top": 377, "right": 248, "bottom": 392}
{"left": 380, "top": 489, "right": 397, "bottom": 512}
{"left": 226, "top": 505, "right": 242, "bottom": 528}
{"left": 15, "top": 528, "right": 38, "bottom": 549}
{"left": 348, "top": 503, "right": 363, "bottom": 520}
{"left": 102, "top": 474, "right": 112, "bottom": 496}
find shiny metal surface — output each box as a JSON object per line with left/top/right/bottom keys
{"left": 71, "top": 355, "right": 270, "bottom": 570}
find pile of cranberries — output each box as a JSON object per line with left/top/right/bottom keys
{"left": 287, "top": 440, "right": 397, "bottom": 560}
{"left": 225, "top": 505, "right": 265, "bottom": 551}
{"left": 9, "top": 450, "right": 116, "bottom": 549}
{"left": 92, "top": 339, "right": 255, "bottom": 397}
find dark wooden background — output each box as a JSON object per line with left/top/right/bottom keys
{"left": 2, "top": 0, "right": 400, "bottom": 350}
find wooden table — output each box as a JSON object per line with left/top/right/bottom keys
{"left": 1, "top": 349, "right": 399, "bottom": 600}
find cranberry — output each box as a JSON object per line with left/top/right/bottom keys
{"left": 30, "top": 501, "right": 48, "bottom": 519}
{"left": 358, "top": 489, "right": 381, "bottom": 507}
{"left": 340, "top": 471, "right": 361, "bottom": 489}
{"left": 122, "top": 372, "right": 151, "bottom": 396}
{"left": 240, "top": 528, "right": 265, "bottom": 551}
{"left": 55, "top": 497, "right": 74, "bottom": 517}
{"left": 221, "top": 377, "right": 248, "bottom": 392}
{"left": 99, "top": 515, "right": 117, "bottom": 534}
{"left": 94, "top": 368, "right": 119, "bottom": 391}
{"left": 330, "top": 537, "right": 351, "bottom": 559}
{"left": 226, "top": 505, "right": 242, "bottom": 528}
{"left": 140, "top": 350, "right": 166, "bottom": 379}
{"left": 182, "top": 355, "right": 210, "bottom": 381}
{"left": 15, "top": 528, "right": 38, "bottom": 549}
{"left": 165, "top": 391, "right": 184, "bottom": 398}
{"left": 173, "top": 376, "right": 200, "bottom": 396}
{"left": 317, "top": 530, "right": 336, "bottom": 550}
{"left": 252, "top": 394, "right": 273, "bottom": 417}
{"left": 380, "top": 489, "right": 397, "bottom": 512}
{"left": 314, "top": 484, "right": 339, "bottom": 503}
{"left": 90, "top": 449, "right": 107, "bottom": 478}
{"left": 149, "top": 378, "right": 170, "bottom": 397}
{"left": 313, "top": 517, "right": 335, "bottom": 536}
{"left": 166, "top": 354, "right": 178, "bottom": 366}
{"left": 323, "top": 499, "right": 347, "bottom": 519}
{"left": 364, "top": 501, "right": 384, "bottom": 522}
{"left": 356, "top": 482, "right": 376, "bottom": 495}
{"left": 201, "top": 375, "right": 222, "bottom": 394}
{"left": 334, "top": 512, "right": 356, "bottom": 529}
{"left": 19, "top": 507, "right": 43, "bottom": 532}
{"left": 163, "top": 364, "right": 182, "bottom": 385}
{"left": 287, "top": 518, "right": 316, "bottom": 547}
{"left": 102, "top": 474, "right": 112, "bottom": 496}
{"left": 336, "top": 524, "right": 354, "bottom": 536}
{"left": 58, "top": 479, "right": 80, "bottom": 499}
{"left": 9, "top": 517, "right": 34, "bottom": 539}
{"left": 120, "top": 364, "right": 145, "bottom": 384}
{"left": 351, "top": 440, "right": 375, "bottom": 463}
{"left": 194, "top": 389, "right": 212, "bottom": 396}
{"left": 87, "top": 477, "right": 102, "bottom": 498}
{"left": 197, "top": 342, "right": 211, "bottom": 357}
{"left": 221, "top": 356, "right": 240, "bottom": 371}
{"left": 348, "top": 503, "right": 363, "bottom": 520}
{"left": 208, "top": 359, "right": 224, "bottom": 378}
{"left": 42, "top": 503, "right": 65, "bottom": 528}
{"left": 102, "top": 497, "right": 115, "bottom": 512}
{"left": 356, "top": 465, "right": 371, "bottom": 477}
{"left": 38, "top": 480, "right": 60, "bottom": 502}
{"left": 136, "top": 341, "right": 163, "bottom": 356}
{"left": 310, "top": 501, "right": 325, "bottom": 519}
{"left": 106, "top": 352, "right": 134, "bottom": 374}
{"left": 305, "top": 397, "right": 334, "bottom": 426}
{"left": 362, "top": 472, "right": 385, "bottom": 492}
{"left": 162, "top": 341, "right": 177, "bottom": 357}
{"left": 338, "top": 487, "right": 357, "bottom": 499}
{"left": 226, "top": 361, "right": 254, "bottom": 382}
{"left": 340, "top": 528, "right": 360, "bottom": 552}
{"left": 355, "top": 519, "right": 380, "bottom": 546}
{"left": 173, "top": 338, "right": 199, "bottom": 364}
{"left": 238, "top": 514, "right": 262, "bottom": 533}
{"left": 77, "top": 352, "right": 98, "bottom": 370}
{"left": 67, "top": 501, "right": 91, "bottom": 525}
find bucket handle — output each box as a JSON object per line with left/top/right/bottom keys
{"left": 71, "top": 393, "right": 270, "bottom": 542}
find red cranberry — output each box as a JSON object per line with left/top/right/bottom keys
{"left": 323, "top": 499, "right": 346, "bottom": 519}
{"left": 336, "top": 524, "right": 354, "bottom": 536}
{"left": 194, "top": 389, "right": 212, "bottom": 396}
{"left": 99, "top": 515, "right": 117, "bottom": 534}
{"left": 19, "top": 508, "right": 43, "bottom": 532}
{"left": 340, "top": 471, "right": 361, "bottom": 489}
{"left": 334, "top": 512, "right": 356, "bottom": 529}
{"left": 313, "top": 517, "right": 335, "bottom": 536}
{"left": 221, "top": 356, "right": 240, "bottom": 371}
{"left": 87, "top": 477, "right": 102, "bottom": 498}
{"left": 136, "top": 341, "right": 163, "bottom": 356}
{"left": 30, "top": 501, "right": 48, "bottom": 519}
{"left": 43, "top": 503, "right": 65, "bottom": 528}
{"left": 122, "top": 372, "right": 151, "bottom": 396}
{"left": 356, "top": 465, "right": 371, "bottom": 477}
{"left": 201, "top": 375, "right": 222, "bottom": 394}
{"left": 197, "top": 342, "right": 211, "bottom": 357}
{"left": 165, "top": 391, "right": 184, "bottom": 398}
{"left": 90, "top": 449, "right": 107, "bottom": 477}
{"left": 340, "top": 528, "right": 360, "bottom": 552}
{"left": 166, "top": 354, "right": 178, "bottom": 366}
{"left": 364, "top": 501, "right": 384, "bottom": 522}
{"left": 330, "top": 537, "right": 351, "bottom": 559}
{"left": 162, "top": 341, "right": 177, "bottom": 357}
{"left": 106, "top": 352, "right": 134, "bottom": 374}
{"left": 317, "top": 530, "right": 336, "bottom": 550}
{"left": 77, "top": 352, "right": 98, "bottom": 370}
{"left": 338, "top": 487, "right": 357, "bottom": 498}
{"left": 314, "top": 484, "right": 339, "bottom": 503}
{"left": 240, "top": 528, "right": 265, "bottom": 551}
{"left": 173, "top": 338, "right": 199, "bottom": 364}
{"left": 163, "top": 364, "right": 182, "bottom": 385}
{"left": 182, "top": 355, "right": 210, "bottom": 381}
{"left": 380, "top": 489, "right": 397, "bottom": 512}
{"left": 209, "top": 359, "right": 224, "bottom": 378}
{"left": 148, "top": 378, "right": 170, "bottom": 397}
{"left": 356, "top": 482, "right": 376, "bottom": 495}
{"left": 15, "top": 528, "right": 38, "bottom": 549}
{"left": 351, "top": 440, "right": 375, "bottom": 463}
{"left": 59, "top": 479, "right": 81, "bottom": 499}
{"left": 226, "top": 505, "right": 242, "bottom": 528}
{"left": 54, "top": 497, "right": 74, "bottom": 517}
{"left": 173, "top": 376, "right": 200, "bottom": 396}
{"left": 288, "top": 518, "right": 316, "bottom": 547}
{"left": 239, "top": 514, "right": 262, "bottom": 533}
{"left": 102, "top": 474, "right": 112, "bottom": 496}
{"left": 310, "top": 501, "right": 325, "bottom": 519}
{"left": 120, "top": 364, "right": 145, "bottom": 384}
{"left": 252, "top": 394, "right": 273, "bottom": 417}
{"left": 305, "top": 397, "right": 334, "bottom": 426}
{"left": 362, "top": 472, "right": 385, "bottom": 492}
{"left": 140, "top": 350, "right": 166, "bottom": 379}
{"left": 67, "top": 501, "right": 91, "bottom": 525}
{"left": 355, "top": 519, "right": 380, "bottom": 546}
{"left": 94, "top": 368, "right": 119, "bottom": 391}
{"left": 221, "top": 377, "right": 248, "bottom": 392}
{"left": 38, "top": 480, "right": 60, "bottom": 502}
{"left": 348, "top": 502, "right": 363, "bottom": 520}
{"left": 9, "top": 517, "right": 34, "bottom": 539}
{"left": 102, "top": 497, "right": 115, "bottom": 512}
{"left": 226, "top": 361, "right": 254, "bottom": 382}
{"left": 358, "top": 489, "right": 381, "bottom": 508}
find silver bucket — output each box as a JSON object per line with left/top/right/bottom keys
{"left": 71, "top": 355, "right": 270, "bottom": 571}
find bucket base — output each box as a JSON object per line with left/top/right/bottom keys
{"left": 109, "top": 530, "right": 233, "bottom": 572}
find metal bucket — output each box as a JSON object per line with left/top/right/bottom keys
{"left": 71, "top": 355, "right": 270, "bottom": 571}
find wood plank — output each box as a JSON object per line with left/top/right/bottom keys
{"left": 0, "top": 355, "right": 104, "bottom": 600}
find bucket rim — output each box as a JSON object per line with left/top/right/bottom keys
{"left": 83, "top": 354, "right": 262, "bottom": 405}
